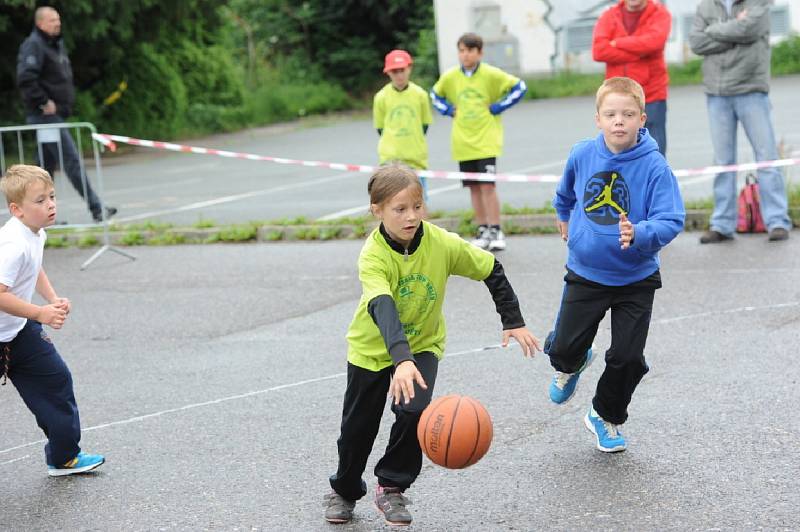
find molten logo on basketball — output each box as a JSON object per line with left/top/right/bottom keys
{"left": 428, "top": 413, "right": 445, "bottom": 453}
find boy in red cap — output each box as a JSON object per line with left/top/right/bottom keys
{"left": 373, "top": 50, "right": 433, "bottom": 198}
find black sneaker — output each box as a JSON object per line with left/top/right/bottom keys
{"left": 375, "top": 485, "right": 412, "bottom": 526}
{"left": 323, "top": 492, "right": 355, "bottom": 524}
{"left": 768, "top": 227, "right": 789, "bottom": 241}
{"left": 699, "top": 230, "right": 734, "bottom": 244}
{"left": 92, "top": 206, "right": 118, "bottom": 223}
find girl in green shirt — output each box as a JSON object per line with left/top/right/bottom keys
{"left": 324, "top": 163, "right": 540, "bottom": 527}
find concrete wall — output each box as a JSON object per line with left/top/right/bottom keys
{"left": 434, "top": 0, "right": 800, "bottom": 75}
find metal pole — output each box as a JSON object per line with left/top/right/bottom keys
{"left": 16, "top": 131, "right": 23, "bottom": 164}
{"left": 80, "top": 122, "right": 136, "bottom": 270}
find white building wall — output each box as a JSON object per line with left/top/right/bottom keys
{"left": 434, "top": 0, "right": 800, "bottom": 75}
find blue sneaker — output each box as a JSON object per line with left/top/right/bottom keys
{"left": 549, "top": 347, "right": 594, "bottom": 404}
{"left": 48, "top": 451, "right": 105, "bottom": 477}
{"left": 584, "top": 407, "right": 626, "bottom": 453}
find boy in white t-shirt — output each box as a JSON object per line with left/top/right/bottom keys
{"left": 0, "top": 164, "right": 104, "bottom": 476}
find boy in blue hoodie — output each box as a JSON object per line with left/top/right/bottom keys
{"left": 545, "top": 77, "right": 684, "bottom": 453}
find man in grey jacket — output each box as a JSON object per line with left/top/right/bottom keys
{"left": 16, "top": 6, "right": 116, "bottom": 223}
{"left": 689, "top": 0, "right": 791, "bottom": 243}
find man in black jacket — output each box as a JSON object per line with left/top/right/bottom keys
{"left": 16, "top": 6, "right": 116, "bottom": 223}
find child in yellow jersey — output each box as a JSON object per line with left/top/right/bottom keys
{"left": 373, "top": 50, "right": 433, "bottom": 199}
{"left": 431, "top": 33, "right": 528, "bottom": 251}
{"left": 324, "top": 163, "right": 541, "bottom": 527}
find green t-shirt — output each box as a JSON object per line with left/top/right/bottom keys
{"left": 432, "top": 63, "right": 519, "bottom": 162}
{"left": 373, "top": 81, "right": 433, "bottom": 169}
{"left": 346, "top": 221, "right": 495, "bottom": 372}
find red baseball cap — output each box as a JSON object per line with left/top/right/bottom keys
{"left": 383, "top": 50, "right": 413, "bottom": 73}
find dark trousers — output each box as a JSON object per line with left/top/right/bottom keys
{"left": 329, "top": 353, "right": 438, "bottom": 501}
{"left": 26, "top": 114, "right": 102, "bottom": 217}
{"left": 3, "top": 320, "right": 81, "bottom": 466}
{"left": 545, "top": 270, "right": 660, "bottom": 425}
{"left": 645, "top": 99, "right": 667, "bottom": 157}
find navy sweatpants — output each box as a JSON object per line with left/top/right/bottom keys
{"left": 545, "top": 269, "right": 661, "bottom": 425}
{"left": 2, "top": 320, "right": 81, "bottom": 466}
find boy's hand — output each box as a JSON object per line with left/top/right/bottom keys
{"left": 556, "top": 219, "right": 569, "bottom": 241}
{"left": 37, "top": 304, "right": 67, "bottom": 329}
{"left": 53, "top": 297, "right": 71, "bottom": 314}
{"left": 619, "top": 212, "right": 634, "bottom": 249}
{"left": 502, "top": 327, "right": 542, "bottom": 358}
{"left": 390, "top": 360, "right": 427, "bottom": 405}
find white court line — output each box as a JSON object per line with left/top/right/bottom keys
{"left": 1, "top": 299, "right": 796, "bottom": 462}
{"left": 317, "top": 160, "right": 565, "bottom": 221}
{"left": 112, "top": 171, "right": 362, "bottom": 223}
{"left": 0, "top": 454, "right": 30, "bottom": 466}
{"left": 652, "top": 301, "right": 799, "bottom": 325}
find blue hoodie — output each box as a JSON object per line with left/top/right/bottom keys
{"left": 553, "top": 129, "right": 685, "bottom": 286}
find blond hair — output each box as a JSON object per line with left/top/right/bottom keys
{"left": 596, "top": 77, "right": 646, "bottom": 113}
{"left": 367, "top": 163, "right": 424, "bottom": 207}
{"left": 0, "top": 165, "right": 54, "bottom": 205}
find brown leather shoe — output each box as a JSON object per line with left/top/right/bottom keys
{"left": 767, "top": 227, "right": 790, "bottom": 241}
{"left": 699, "top": 230, "right": 734, "bottom": 244}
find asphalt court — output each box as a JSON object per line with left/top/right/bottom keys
{"left": 0, "top": 230, "right": 798, "bottom": 530}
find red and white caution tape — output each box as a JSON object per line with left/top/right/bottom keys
{"left": 93, "top": 133, "right": 800, "bottom": 183}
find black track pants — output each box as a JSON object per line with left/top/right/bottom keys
{"left": 329, "top": 352, "right": 438, "bottom": 501}
{"left": 545, "top": 270, "right": 660, "bottom": 424}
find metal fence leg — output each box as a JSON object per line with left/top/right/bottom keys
{"left": 80, "top": 128, "right": 136, "bottom": 270}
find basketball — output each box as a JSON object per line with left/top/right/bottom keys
{"left": 416, "top": 394, "right": 493, "bottom": 469}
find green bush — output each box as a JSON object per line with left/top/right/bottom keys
{"left": 99, "top": 44, "right": 188, "bottom": 138}
{"left": 772, "top": 34, "right": 800, "bottom": 75}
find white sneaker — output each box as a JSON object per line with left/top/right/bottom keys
{"left": 488, "top": 228, "right": 506, "bottom": 251}
{"left": 471, "top": 226, "right": 491, "bottom": 249}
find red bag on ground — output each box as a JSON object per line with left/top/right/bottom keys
{"left": 736, "top": 174, "right": 767, "bottom": 233}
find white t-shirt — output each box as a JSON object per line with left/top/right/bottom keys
{"left": 0, "top": 216, "right": 46, "bottom": 342}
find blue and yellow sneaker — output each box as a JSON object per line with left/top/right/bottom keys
{"left": 584, "top": 407, "right": 626, "bottom": 453}
{"left": 47, "top": 451, "right": 105, "bottom": 477}
{"left": 548, "top": 347, "right": 594, "bottom": 404}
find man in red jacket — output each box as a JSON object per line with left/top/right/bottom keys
{"left": 592, "top": 0, "right": 672, "bottom": 157}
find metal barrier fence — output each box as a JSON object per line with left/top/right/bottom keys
{"left": 0, "top": 122, "right": 135, "bottom": 270}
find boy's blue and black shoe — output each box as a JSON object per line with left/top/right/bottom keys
{"left": 548, "top": 347, "right": 594, "bottom": 404}
{"left": 584, "top": 407, "right": 626, "bottom": 453}
{"left": 47, "top": 451, "right": 105, "bottom": 477}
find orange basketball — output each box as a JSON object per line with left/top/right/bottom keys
{"left": 417, "top": 394, "right": 493, "bottom": 469}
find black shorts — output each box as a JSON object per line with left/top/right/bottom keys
{"left": 459, "top": 157, "right": 496, "bottom": 187}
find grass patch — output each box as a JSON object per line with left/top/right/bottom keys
{"left": 120, "top": 231, "right": 145, "bottom": 246}
{"left": 295, "top": 227, "right": 320, "bottom": 240}
{"left": 193, "top": 218, "right": 216, "bottom": 229}
{"left": 263, "top": 230, "right": 283, "bottom": 241}
{"left": 77, "top": 234, "right": 101, "bottom": 248}
{"left": 210, "top": 224, "right": 258, "bottom": 243}
{"left": 45, "top": 235, "right": 69, "bottom": 248}
{"left": 319, "top": 226, "right": 342, "bottom": 240}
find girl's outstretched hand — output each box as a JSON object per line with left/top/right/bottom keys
{"left": 390, "top": 360, "right": 427, "bottom": 405}
{"left": 502, "top": 327, "right": 542, "bottom": 358}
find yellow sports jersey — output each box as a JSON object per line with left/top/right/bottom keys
{"left": 432, "top": 63, "right": 519, "bottom": 161}
{"left": 346, "top": 221, "right": 494, "bottom": 371}
{"left": 373, "top": 82, "right": 432, "bottom": 169}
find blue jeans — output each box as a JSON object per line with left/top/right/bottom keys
{"left": 706, "top": 93, "right": 791, "bottom": 235}
{"left": 645, "top": 100, "right": 667, "bottom": 157}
